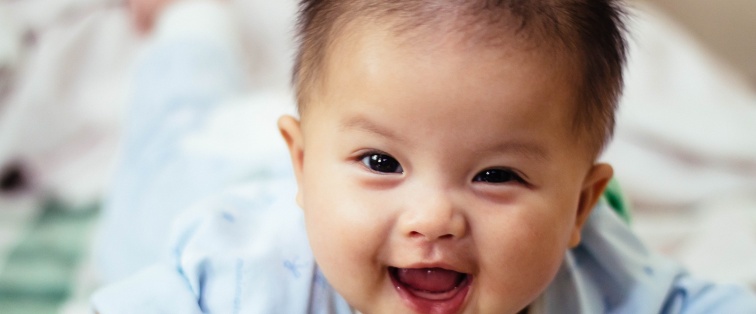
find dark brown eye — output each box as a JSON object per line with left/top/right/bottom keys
{"left": 361, "top": 153, "right": 403, "bottom": 174}
{"left": 473, "top": 169, "right": 524, "bottom": 184}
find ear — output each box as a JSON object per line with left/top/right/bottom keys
{"left": 278, "top": 115, "right": 305, "bottom": 208}
{"left": 568, "top": 163, "right": 613, "bottom": 248}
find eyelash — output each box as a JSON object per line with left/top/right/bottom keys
{"left": 472, "top": 168, "right": 528, "bottom": 185}
{"left": 359, "top": 151, "right": 404, "bottom": 174}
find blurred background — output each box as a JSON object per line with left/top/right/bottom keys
{"left": 649, "top": 0, "right": 756, "bottom": 85}
{"left": 0, "top": 0, "right": 754, "bottom": 313}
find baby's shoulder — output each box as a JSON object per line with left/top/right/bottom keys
{"left": 92, "top": 179, "right": 339, "bottom": 313}
{"left": 170, "top": 178, "right": 311, "bottom": 268}
{"left": 171, "top": 179, "right": 320, "bottom": 312}
{"left": 174, "top": 178, "right": 299, "bottom": 231}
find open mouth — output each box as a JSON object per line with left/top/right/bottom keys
{"left": 388, "top": 266, "right": 472, "bottom": 314}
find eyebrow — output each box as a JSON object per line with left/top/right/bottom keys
{"left": 339, "top": 115, "right": 403, "bottom": 141}
{"left": 340, "top": 115, "right": 550, "bottom": 161}
{"left": 484, "top": 141, "right": 550, "bottom": 162}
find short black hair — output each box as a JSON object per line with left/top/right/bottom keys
{"left": 293, "top": 0, "right": 628, "bottom": 157}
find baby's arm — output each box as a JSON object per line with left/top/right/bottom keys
{"left": 96, "top": 0, "right": 248, "bottom": 282}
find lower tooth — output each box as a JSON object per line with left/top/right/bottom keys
{"left": 410, "top": 287, "right": 459, "bottom": 300}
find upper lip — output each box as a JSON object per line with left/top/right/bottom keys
{"left": 390, "top": 262, "right": 470, "bottom": 274}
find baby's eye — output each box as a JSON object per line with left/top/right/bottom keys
{"left": 361, "top": 153, "right": 403, "bottom": 174}
{"left": 473, "top": 168, "right": 525, "bottom": 184}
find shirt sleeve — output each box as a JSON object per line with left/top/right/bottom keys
{"left": 662, "top": 276, "right": 756, "bottom": 314}
{"left": 90, "top": 263, "right": 203, "bottom": 314}
{"left": 91, "top": 189, "right": 217, "bottom": 313}
{"left": 537, "top": 200, "right": 756, "bottom": 314}
{"left": 91, "top": 179, "right": 341, "bottom": 313}
{"left": 95, "top": 0, "right": 249, "bottom": 282}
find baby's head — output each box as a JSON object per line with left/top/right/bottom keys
{"left": 279, "top": 0, "right": 627, "bottom": 313}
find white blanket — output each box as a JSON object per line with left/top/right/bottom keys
{"left": 603, "top": 4, "right": 756, "bottom": 287}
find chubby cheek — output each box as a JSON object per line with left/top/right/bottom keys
{"left": 474, "top": 208, "right": 574, "bottom": 312}
{"left": 300, "top": 172, "right": 394, "bottom": 305}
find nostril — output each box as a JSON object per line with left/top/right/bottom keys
{"left": 409, "top": 231, "right": 454, "bottom": 240}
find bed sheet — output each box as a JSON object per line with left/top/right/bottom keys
{"left": 602, "top": 4, "right": 756, "bottom": 288}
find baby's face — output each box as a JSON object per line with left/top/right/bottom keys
{"left": 280, "top": 24, "right": 612, "bottom": 314}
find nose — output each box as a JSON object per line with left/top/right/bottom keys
{"left": 400, "top": 189, "right": 467, "bottom": 241}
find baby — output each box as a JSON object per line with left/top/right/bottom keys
{"left": 279, "top": 0, "right": 623, "bottom": 312}
{"left": 93, "top": 0, "right": 756, "bottom": 313}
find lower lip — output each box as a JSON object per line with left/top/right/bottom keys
{"left": 389, "top": 268, "right": 473, "bottom": 314}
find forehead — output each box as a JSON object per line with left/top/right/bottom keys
{"left": 312, "top": 22, "right": 576, "bottom": 114}
{"left": 308, "top": 17, "right": 580, "bottom": 104}
{"left": 302, "top": 22, "right": 588, "bottom": 159}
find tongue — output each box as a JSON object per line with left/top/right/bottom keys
{"left": 397, "top": 268, "right": 464, "bottom": 293}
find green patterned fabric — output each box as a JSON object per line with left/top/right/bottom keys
{"left": 0, "top": 200, "right": 99, "bottom": 314}
{"left": 602, "top": 178, "right": 632, "bottom": 224}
